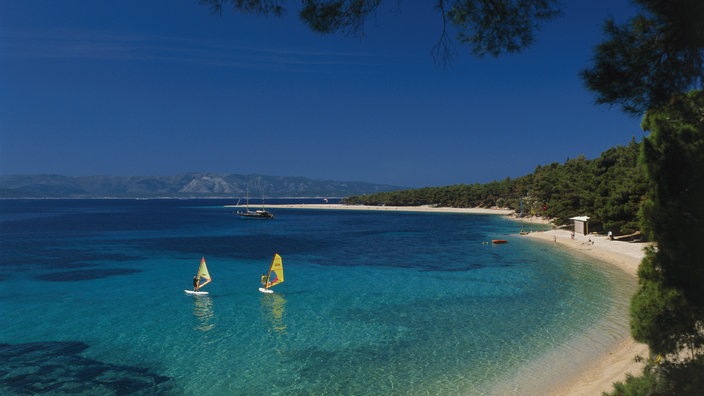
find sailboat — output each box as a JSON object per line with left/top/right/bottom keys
{"left": 236, "top": 188, "right": 273, "bottom": 219}
{"left": 259, "top": 253, "right": 284, "bottom": 294}
{"left": 185, "top": 257, "right": 212, "bottom": 295}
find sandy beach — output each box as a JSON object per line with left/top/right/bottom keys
{"left": 227, "top": 203, "right": 516, "bottom": 215}
{"left": 521, "top": 227, "right": 649, "bottom": 395}
{"left": 246, "top": 204, "right": 650, "bottom": 394}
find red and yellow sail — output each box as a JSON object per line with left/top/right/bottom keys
{"left": 265, "top": 253, "right": 284, "bottom": 288}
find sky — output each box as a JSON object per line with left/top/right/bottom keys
{"left": 0, "top": 0, "right": 644, "bottom": 188}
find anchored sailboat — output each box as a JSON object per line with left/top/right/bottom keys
{"left": 236, "top": 187, "right": 273, "bottom": 219}
{"left": 185, "top": 257, "right": 212, "bottom": 295}
{"left": 259, "top": 253, "right": 284, "bottom": 294}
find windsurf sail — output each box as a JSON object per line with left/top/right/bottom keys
{"left": 195, "top": 257, "right": 212, "bottom": 290}
{"left": 264, "top": 253, "right": 284, "bottom": 289}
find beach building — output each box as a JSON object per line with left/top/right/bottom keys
{"left": 570, "top": 216, "right": 590, "bottom": 235}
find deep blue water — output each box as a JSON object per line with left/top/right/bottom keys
{"left": 0, "top": 199, "right": 633, "bottom": 395}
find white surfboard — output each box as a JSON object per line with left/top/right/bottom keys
{"left": 258, "top": 287, "right": 274, "bottom": 294}
{"left": 185, "top": 290, "right": 209, "bottom": 295}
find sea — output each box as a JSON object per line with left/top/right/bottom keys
{"left": 0, "top": 199, "right": 635, "bottom": 395}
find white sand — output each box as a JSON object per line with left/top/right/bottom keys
{"left": 230, "top": 203, "right": 515, "bottom": 215}
{"left": 524, "top": 228, "right": 646, "bottom": 277}
{"left": 246, "top": 204, "right": 651, "bottom": 394}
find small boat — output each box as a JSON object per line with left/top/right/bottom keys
{"left": 185, "top": 257, "right": 212, "bottom": 295}
{"left": 492, "top": 239, "right": 508, "bottom": 244}
{"left": 259, "top": 253, "right": 284, "bottom": 294}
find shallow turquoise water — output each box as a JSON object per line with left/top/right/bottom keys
{"left": 0, "top": 200, "right": 634, "bottom": 395}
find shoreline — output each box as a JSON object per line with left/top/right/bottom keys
{"left": 227, "top": 203, "right": 516, "bottom": 215}
{"left": 243, "top": 204, "right": 650, "bottom": 394}
{"left": 522, "top": 228, "right": 649, "bottom": 395}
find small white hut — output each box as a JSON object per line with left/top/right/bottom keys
{"left": 570, "top": 216, "right": 590, "bottom": 236}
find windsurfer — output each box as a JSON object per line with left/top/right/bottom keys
{"left": 260, "top": 273, "right": 268, "bottom": 289}
{"left": 188, "top": 257, "right": 211, "bottom": 293}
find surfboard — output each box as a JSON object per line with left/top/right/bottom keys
{"left": 185, "top": 290, "right": 209, "bottom": 295}
{"left": 258, "top": 287, "right": 274, "bottom": 294}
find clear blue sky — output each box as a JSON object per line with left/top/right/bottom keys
{"left": 0, "top": 0, "right": 642, "bottom": 188}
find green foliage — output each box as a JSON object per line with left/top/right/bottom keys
{"left": 299, "top": 0, "right": 381, "bottom": 36}
{"left": 605, "top": 356, "right": 704, "bottom": 396}
{"left": 198, "top": 0, "right": 285, "bottom": 16}
{"left": 344, "top": 139, "right": 647, "bottom": 236}
{"left": 630, "top": 91, "right": 704, "bottom": 364}
{"left": 630, "top": 252, "right": 697, "bottom": 356}
{"left": 198, "top": 0, "right": 561, "bottom": 58}
{"left": 593, "top": 140, "right": 648, "bottom": 234}
{"left": 660, "top": 356, "right": 704, "bottom": 396}
{"left": 603, "top": 367, "right": 662, "bottom": 396}
{"left": 446, "top": 0, "right": 561, "bottom": 57}
{"left": 584, "top": 0, "right": 704, "bottom": 391}
{"left": 639, "top": 91, "right": 704, "bottom": 306}
{"left": 581, "top": 0, "right": 704, "bottom": 115}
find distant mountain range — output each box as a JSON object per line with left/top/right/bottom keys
{"left": 0, "top": 173, "right": 406, "bottom": 199}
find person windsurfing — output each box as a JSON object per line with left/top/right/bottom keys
{"left": 192, "top": 257, "right": 212, "bottom": 291}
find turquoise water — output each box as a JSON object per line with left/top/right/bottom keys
{"left": 0, "top": 200, "right": 634, "bottom": 395}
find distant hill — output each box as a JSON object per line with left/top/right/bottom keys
{"left": 0, "top": 173, "right": 406, "bottom": 199}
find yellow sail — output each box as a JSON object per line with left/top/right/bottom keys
{"left": 266, "top": 253, "right": 284, "bottom": 288}
{"left": 197, "top": 257, "right": 211, "bottom": 281}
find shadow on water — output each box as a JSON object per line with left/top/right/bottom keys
{"left": 0, "top": 341, "right": 175, "bottom": 395}
{"left": 35, "top": 268, "right": 141, "bottom": 282}
{"left": 131, "top": 234, "right": 326, "bottom": 259}
{"left": 0, "top": 240, "right": 141, "bottom": 270}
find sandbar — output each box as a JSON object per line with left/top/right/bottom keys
{"left": 230, "top": 203, "right": 515, "bottom": 215}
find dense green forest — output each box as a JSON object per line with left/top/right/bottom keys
{"left": 343, "top": 138, "right": 646, "bottom": 236}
